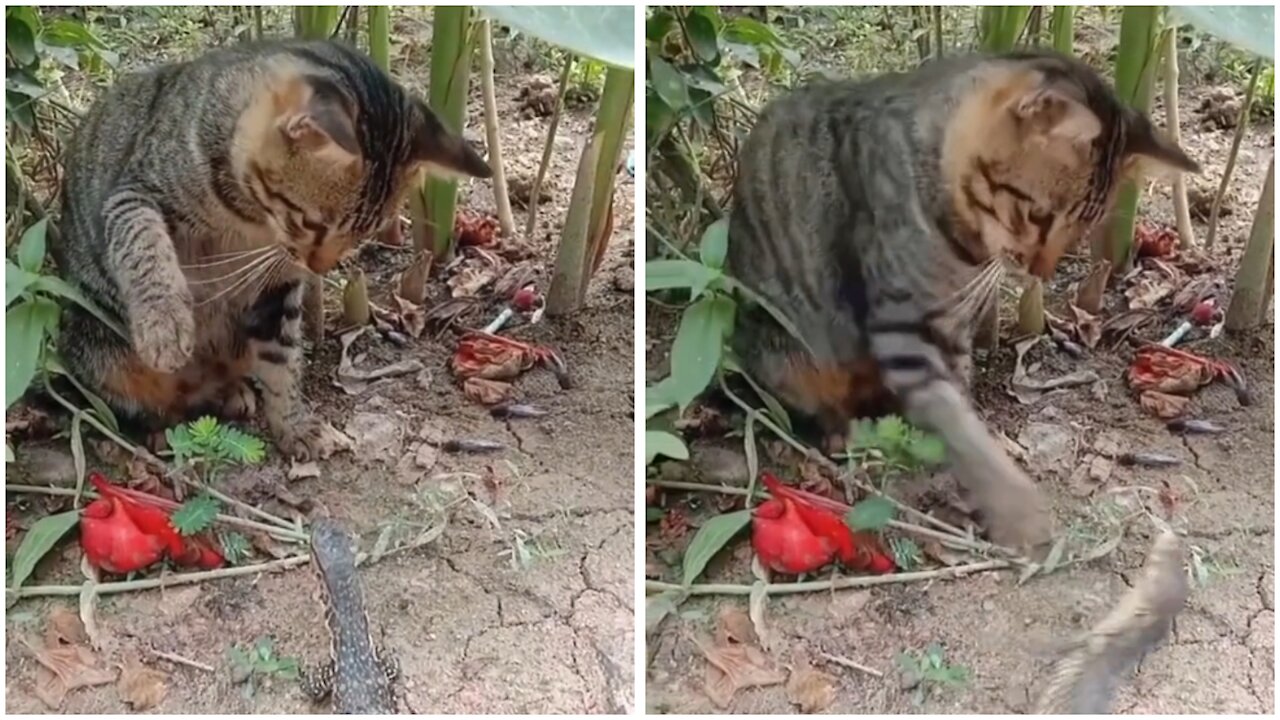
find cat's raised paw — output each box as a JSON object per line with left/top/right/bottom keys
{"left": 132, "top": 294, "right": 195, "bottom": 372}
{"left": 220, "top": 381, "right": 257, "bottom": 419}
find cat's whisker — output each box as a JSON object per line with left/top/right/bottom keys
{"left": 186, "top": 248, "right": 282, "bottom": 287}
{"left": 194, "top": 251, "right": 284, "bottom": 307}
{"left": 181, "top": 244, "right": 277, "bottom": 269}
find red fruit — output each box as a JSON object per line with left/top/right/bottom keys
{"left": 752, "top": 498, "right": 835, "bottom": 574}
{"left": 80, "top": 496, "right": 166, "bottom": 574}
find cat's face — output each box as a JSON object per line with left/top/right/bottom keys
{"left": 247, "top": 73, "right": 490, "bottom": 273}
{"left": 947, "top": 54, "right": 1198, "bottom": 279}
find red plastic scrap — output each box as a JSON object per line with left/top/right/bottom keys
{"left": 1135, "top": 220, "right": 1178, "bottom": 258}
{"left": 452, "top": 331, "right": 566, "bottom": 383}
{"left": 1127, "top": 345, "right": 1249, "bottom": 414}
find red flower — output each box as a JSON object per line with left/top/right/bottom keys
{"left": 80, "top": 495, "right": 166, "bottom": 574}
{"left": 752, "top": 472, "right": 896, "bottom": 576}
{"left": 81, "top": 473, "right": 224, "bottom": 573}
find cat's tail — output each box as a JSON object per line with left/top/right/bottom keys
{"left": 1031, "top": 529, "right": 1189, "bottom": 714}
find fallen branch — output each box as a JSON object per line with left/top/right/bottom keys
{"left": 818, "top": 651, "right": 884, "bottom": 678}
{"left": 1207, "top": 57, "right": 1262, "bottom": 248}
{"left": 645, "top": 559, "right": 1010, "bottom": 596}
{"left": 11, "top": 555, "right": 312, "bottom": 600}
{"left": 149, "top": 648, "right": 215, "bottom": 673}
{"left": 524, "top": 54, "right": 573, "bottom": 240}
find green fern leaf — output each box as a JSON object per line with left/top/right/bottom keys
{"left": 171, "top": 493, "right": 221, "bottom": 535}
{"left": 219, "top": 530, "right": 251, "bottom": 565}
{"left": 166, "top": 425, "right": 196, "bottom": 464}
{"left": 219, "top": 427, "right": 266, "bottom": 464}
{"left": 190, "top": 416, "right": 221, "bottom": 445}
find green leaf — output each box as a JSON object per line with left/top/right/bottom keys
{"left": 165, "top": 424, "right": 195, "bottom": 465}
{"left": 646, "top": 430, "right": 688, "bottom": 465}
{"left": 698, "top": 219, "right": 729, "bottom": 270}
{"left": 645, "top": 259, "right": 721, "bottom": 297}
{"left": 681, "top": 509, "right": 751, "bottom": 586}
{"left": 482, "top": 6, "right": 635, "bottom": 69}
{"left": 17, "top": 218, "right": 47, "bottom": 273}
{"left": 219, "top": 531, "right": 251, "bottom": 565}
{"left": 220, "top": 427, "right": 266, "bottom": 465}
{"left": 666, "top": 294, "right": 735, "bottom": 410}
{"left": 41, "top": 18, "right": 106, "bottom": 50}
{"left": 27, "top": 275, "right": 124, "bottom": 335}
{"left": 684, "top": 11, "right": 720, "bottom": 63}
{"left": 724, "top": 17, "right": 782, "bottom": 47}
{"left": 9, "top": 510, "right": 79, "bottom": 591}
{"left": 645, "top": 588, "right": 687, "bottom": 634}
{"left": 6, "top": 11, "right": 37, "bottom": 66}
{"left": 646, "top": 9, "right": 675, "bottom": 44}
{"left": 908, "top": 434, "right": 946, "bottom": 465}
{"left": 846, "top": 496, "right": 896, "bottom": 531}
{"left": 171, "top": 493, "right": 220, "bottom": 536}
{"left": 648, "top": 56, "right": 691, "bottom": 112}
{"left": 190, "top": 416, "right": 220, "bottom": 445}
{"left": 1173, "top": 6, "right": 1274, "bottom": 60}
{"left": 6, "top": 262, "right": 37, "bottom": 306}
{"left": 645, "top": 393, "right": 674, "bottom": 420}
{"left": 646, "top": 507, "right": 666, "bottom": 523}
{"left": 6, "top": 298, "right": 57, "bottom": 408}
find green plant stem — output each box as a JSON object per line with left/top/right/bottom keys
{"left": 525, "top": 54, "right": 574, "bottom": 240}
{"left": 1225, "top": 154, "right": 1274, "bottom": 331}
{"left": 421, "top": 5, "right": 476, "bottom": 259}
{"left": 6, "top": 484, "right": 308, "bottom": 543}
{"left": 10, "top": 555, "right": 313, "bottom": 600}
{"left": 645, "top": 559, "right": 1010, "bottom": 596}
{"left": 367, "top": 6, "right": 390, "bottom": 68}
{"left": 582, "top": 66, "right": 634, "bottom": 282}
{"left": 1207, "top": 57, "right": 1263, "bottom": 248}
{"left": 41, "top": 382, "right": 302, "bottom": 535}
{"left": 546, "top": 133, "right": 601, "bottom": 315}
{"left": 1104, "top": 6, "right": 1163, "bottom": 270}
{"left": 1051, "top": 6, "right": 1074, "bottom": 54}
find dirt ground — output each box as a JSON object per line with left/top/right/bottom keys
{"left": 5, "top": 13, "right": 635, "bottom": 715}
{"left": 645, "top": 13, "right": 1275, "bottom": 715}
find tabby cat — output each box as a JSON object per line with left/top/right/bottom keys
{"left": 53, "top": 40, "right": 491, "bottom": 459}
{"left": 727, "top": 51, "right": 1197, "bottom": 551}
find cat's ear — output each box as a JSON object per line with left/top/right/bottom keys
{"left": 1012, "top": 83, "right": 1103, "bottom": 148}
{"left": 276, "top": 77, "right": 360, "bottom": 160}
{"left": 1123, "top": 109, "right": 1199, "bottom": 174}
{"left": 410, "top": 103, "right": 492, "bottom": 179}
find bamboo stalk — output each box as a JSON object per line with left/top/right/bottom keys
{"left": 1225, "top": 155, "right": 1274, "bottom": 331}
{"left": 478, "top": 19, "right": 514, "bottom": 239}
{"left": 421, "top": 5, "right": 476, "bottom": 260}
{"left": 1051, "top": 6, "right": 1074, "bottom": 54}
{"left": 1207, "top": 58, "right": 1263, "bottom": 248}
{"left": 525, "top": 55, "right": 574, "bottom": 240}
{"left": 1162, "top": 27, "right": 1194, "bottom": 248}
{"left": 546, "top": 134, "right": 600, "bottom": 315}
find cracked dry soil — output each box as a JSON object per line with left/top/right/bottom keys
{"left": 5, "top": 40, "right": 636, "bottom": 714}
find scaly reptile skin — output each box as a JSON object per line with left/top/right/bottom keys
{"left": 299, "top": 519, "right": 397, "bottom": 714}
{"left": 1032, "top": 530, "right": 1189, "bottom": 714}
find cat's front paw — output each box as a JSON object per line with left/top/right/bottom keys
{"left": 132, "top": 292, "right": 195, "bottom": 372}
{"left": 981, "top": 478, "right": 1053, "bottom": 556}
{"left": 276, "top": 415, "right": 352, "bottom": 461}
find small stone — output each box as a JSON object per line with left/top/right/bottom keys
{"left": 414, "top": 442, "right": 439, "bottom": 472}
{"left": 344, "top": 412, "right": 403, "bottom": 463}
{"left": 612, "top": 266, "right": 634, "bottom": 293}
{"left": 692, "top": 446, "right": 748, "bottom": 485}
{"left": 418, "top": 418, "right": 445, "bottom": 444}
{"left": 1017, "top": 422, "right": 1076, "bottom": 475}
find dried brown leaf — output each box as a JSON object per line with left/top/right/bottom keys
{"left": 463, "top": 377, "right": 513, "bottom": 405}
{"left": 786, "top": 664, "right": 837, "bottom": 713}
{"left": 46, "top": 606, "right": 87, "bottom": 647}
{"left": 715, "top": 606, "right": 758, "bottom": 646}
{"left": 398, "top": 250, "right": 433, "bottom": 306}
{"left": 1139, "top": 391, "right": 1190, "bottom": 419}
{"left": 1075, "top": 259, "right": 1111, "bottom": 314}
{"left": 695, "top": 635, "right": 786, "bottom": 708}
{"left": 117, "top": 655, "right": 167, "bottom": 710}
{"left": 28, "top": 640, "right": 116, "bottom": 709}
